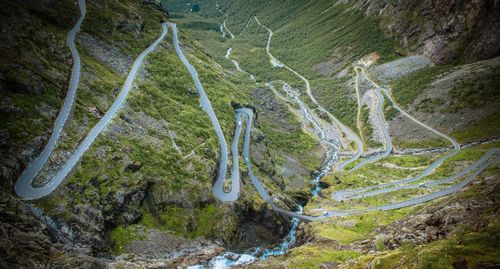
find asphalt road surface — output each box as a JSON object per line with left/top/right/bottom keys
{"left": 16, "top": 6, "right": 168, "bottom": 199}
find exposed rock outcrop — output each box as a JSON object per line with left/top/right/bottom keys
{"left": 0, "top": 191, "right": 106, "bottom": 268}
{"left": 356, "top": 0, "right": 500, "bottom": 63}
{"left": 78, "top": 34, "right": 133, "bottom": 77}
{"left": 373, "top": 176, "right": 499, "bottom": 250}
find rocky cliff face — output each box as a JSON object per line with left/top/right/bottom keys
{"left": 0, "top": 191, "right": 107, "bottom": 268}
{"left": 356, "top": 0, "right": 500, "bottom": 64}
{"left": 0, "top": 0, "right": 317, "bottom": 266}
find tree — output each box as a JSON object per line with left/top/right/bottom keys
{"left": 191, "top": 3, "right": 200, "bottom": 12}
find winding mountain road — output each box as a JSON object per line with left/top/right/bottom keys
{"left": 331, "top": 67, "right": 462, "bottom": 201}
{"left": 170, "top": 22, "right": 241, "bottom": 202}
{"left": 234, "top": 109, "right": 499, "bottom": 221}
{"left": 338, "top": 67, "right": 393, "bottom": 172}
{"left": 219, "top": 7, "right": 255, "bottom": 81}
{"left": 355, "top": 66, "right": 364, "bottom": 143}
{"left": 213, "top": 17, "right": 500, "bottom": 221}
{"left": 246, "top": 26, "right": 467, "bottom": 202}
{"left": 15, "top": 4, "right": 169, "bottom": 199}
{"left": 225, "top": 48, "right": 242, "bottom": 72}
{"left": 170, "top": 21, "right": 500, "bottom": 221}
{"left": 216, "top": 1, "right": 235, "bottom": 39}
{"left": 17, "top": 3, "right": 499, "bottom": 229}
{"left": 254, "top": 16, "right": 364, "bottom": 176}
{"left": 14, "top": 0, "right": 86, "bottom": 199}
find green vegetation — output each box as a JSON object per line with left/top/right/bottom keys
{"left": 108, "top": 208, "right": 194, "bottom": 253}
{"left": 55, "top": 49, "right": 125, "bottom": 149}
{"left": 313, "top": 209, "right": 413, "bottom": 244}
{"left": 68, "top": 41, "right": 244, "bottom": 229}
{"left": 351, "top": 220, "right": 500, "bottom": 269}
{"left": 82, "top": 0, "right": 166, "bottom": 55}
{"left": 314, "top": 76, "right": 358, "bottom": 129}
{"left": 264, "top": 245, "right": 361, "bottom": 268}
{"left": 107, "top": 203, "right": 238, "bottom": 254}
{"left": 359, "top": 105, "right": 383, "bottom": 149}
{"left": 110, "top": 225, "right": 145, "bottom": 254}
{"left": 223, "top": 0, "right": 401, "bottom": 126}
{"left": 37, "top": 1, "right": 327, "bottom": 255}
{"left": 163, "top": 0, "right": 326, "bottom": 187}
{"left": 56, "top": 40, "right": 246, "bottom": 252}
{"left": 164, "top": 0, "right": 402, "bottom": 127}
{"left": 0, "top": 1, "right": 73, "bottom": 147}
{"left": 2, "top": 82, "right": 61, "bottom": 145}
{"left": 425, "top": 142, "right": 499, "bottom": 181}
{"left": 287, "top": 247, "right": 361, "bottom": 268}
{"left": 309, "top": 142, "right": 498, "bottom": 215}
{"left": 34, "top": 0, "right": 244, "bottom": 252}
{"left": 451, "top": 111, "right": 500, "bottom": 143}
{"left": 158, "top": 1, "right": 499, "bottom": 268}
{"left": 383, "top": 101, "right": 398, "bottom": 121}
{"left": 260, "top": 122, "right": 317, "bottom": 154}
{"left": 302, "top": 142, "right": 499, "bottom": 268}
{"left": 222, "top": 0, "right": 400, "bottom": 77}
{"left": 391, "top": 65, "right": 454, "bottom": 108}
{"left": 448, "top": 65, "right": 500, "bottom": 112}
{"left": 15, "top": 0, "right": 498, "bottom": 264}
{"left": 388, "top": 59, "right": 499, "bottom": 145}
{"left": 308, "top": 140, "right": 497, "bottom": 211}
{"left": 260, "top": 121, "right": 322, "bottom": 172}
{"left": 329, "top": 153, "right": 437, "bottom": 190}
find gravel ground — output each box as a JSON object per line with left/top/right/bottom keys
{"left": 368, "top": 55, "right": 431, "bottom": 83}
{"left": 78, "top": 33, "right": 133, "bottom": 77}
{"left": 368, "top": 56, "right": 499, "bottom": 143}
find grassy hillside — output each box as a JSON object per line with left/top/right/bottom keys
{"left": 251, "top": 141, "right": 500, "bottom": 268}
{"left": 158, "top": 1, "right": 500, "bottom": 268}
{"left": 0, "top": 0, "right": 323, "bottom": 259}
{"left": 0, "top": 0, "right": 325, "bottom": 256}
{"left": 166, "top": 0, "right": 401, "bottom": 128}
{"left": 2, "top": 0, "right": 498, "bottom": 267}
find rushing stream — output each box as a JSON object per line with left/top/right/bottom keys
{"left": 188, "top": 38, "right": 342, "bottom": 269}
{"left": 278, "top": 82, "right": 340, "bottom": 196}
{"left": 186, "top": 7, "right": 343, "bottom": 267}
{"left": 188, "top": 206, "right": 303, "bottom": 268}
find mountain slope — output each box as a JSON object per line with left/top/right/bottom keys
{"left": 0, "top": 0, "right": 499, "bottom": 268}
{"left": 165, "top": 0, "right": 499, "bottom": 267}
{"left": 0, "top": 0, "right": 323, "bottom": 267}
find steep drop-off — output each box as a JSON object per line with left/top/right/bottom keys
{"left": 1, "top": 0, "right": 499, "bottom": 268}
{"left": 0, "top": 0, "right": 323, "bottom": 267}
